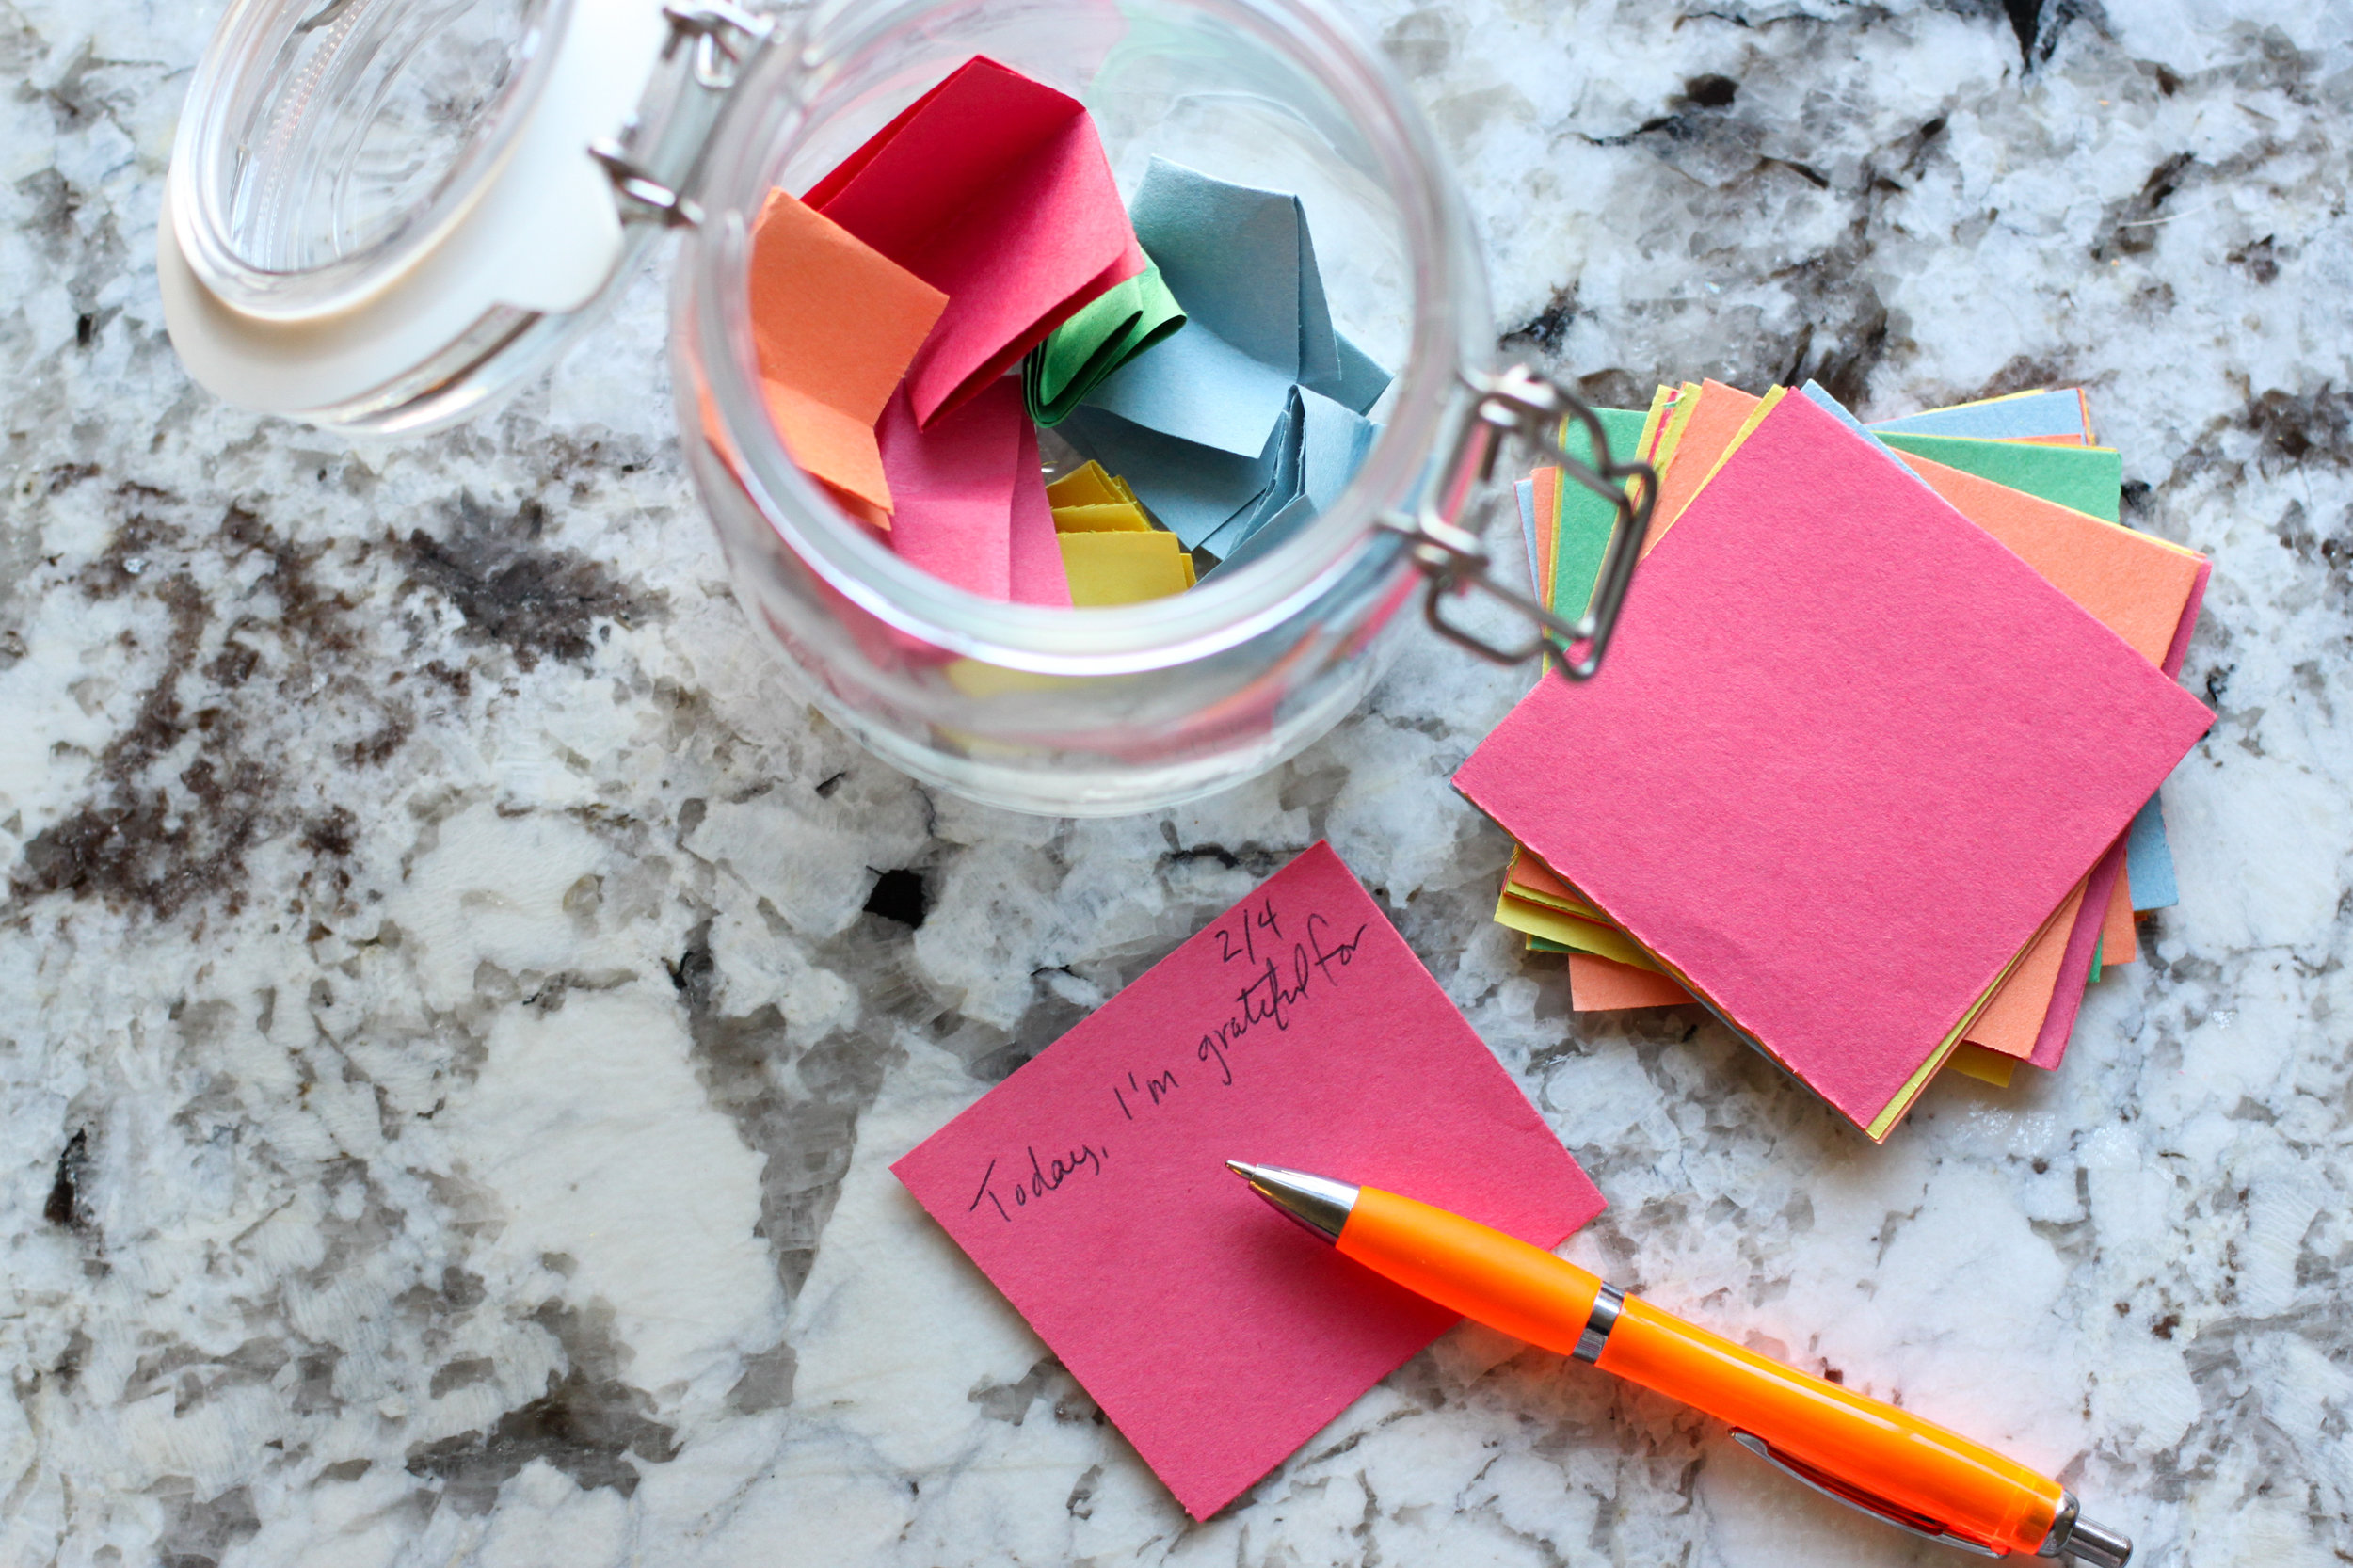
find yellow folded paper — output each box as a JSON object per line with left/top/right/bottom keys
{"left": 1061, "top": 530, "right": 1194, "bottom": 605}
{"left": 1046, "top": 460, "right": 1123, "bottom": 508}
{"left": 1053, "top": 502, "right": 1154, "bottom": 533}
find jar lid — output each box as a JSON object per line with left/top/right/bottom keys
{"left": 160, "top": 0, "right": 672, "bottom": 425}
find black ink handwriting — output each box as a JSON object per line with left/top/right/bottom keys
{"left": 970, "top": 1143, "right": 1110, "bottom": 1222}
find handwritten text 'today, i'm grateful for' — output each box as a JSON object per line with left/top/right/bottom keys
{"left": 967, "top": 892, "right": 1369, "bottom": 1224}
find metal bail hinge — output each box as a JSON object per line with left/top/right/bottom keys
{"left": 593, "top": 0, "right": 776, "bottom": 229}
{"left": 1381, "top": 364, "right": 1657, "bottom": 680}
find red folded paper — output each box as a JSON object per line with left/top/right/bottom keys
{"left": 808, "top": 56, "right": 1145, "bottom": 428}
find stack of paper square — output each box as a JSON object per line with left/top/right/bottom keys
{"left": 1455, "top": 381, "right": 2214, "bottom": 1140}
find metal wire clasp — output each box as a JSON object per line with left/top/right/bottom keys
{"left": 1381, "top": 364, "right": 1656, "bottom": 680}
{"left": 590, "top": 0, "right": 776, "bottom": 228}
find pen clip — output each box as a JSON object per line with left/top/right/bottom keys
{"left": 1729, "top": 1431, "right": 2006, "bottom": 1558}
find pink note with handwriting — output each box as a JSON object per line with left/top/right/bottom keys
{"left": 893, "top": 842, "right": 1604, "bottom": 1520}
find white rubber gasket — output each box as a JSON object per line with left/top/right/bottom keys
{"left": 160, "top": 0, "right": 669, "bottom": 416}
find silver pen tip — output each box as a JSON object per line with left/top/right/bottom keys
{"left": 1221, "top": 1160, "right": 1359, "bottom": 1242}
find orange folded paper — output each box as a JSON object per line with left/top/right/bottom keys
{"left": 748, "top": 190, "right": 948, "bottom": 519}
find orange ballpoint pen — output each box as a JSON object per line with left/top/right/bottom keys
{"left": 1227, "top": 1162, "right": 2130, "bottom": 1565}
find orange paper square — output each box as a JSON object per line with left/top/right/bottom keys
{"left": 749, "top": 190, "right": 948, "bottom": 515}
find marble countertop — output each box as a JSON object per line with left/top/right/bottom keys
{"left": 5, "top": 0, "right": 2351, "bottom": 1563}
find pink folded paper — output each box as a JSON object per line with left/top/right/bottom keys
{"left": 1010, "top": 418, "right": 1074, "bottom": 607}
{"left": 893, "top": 842, "right": 1603, "bottom": 1519}
{"left": 877, "top": 379, "right": 1019, "bottom": 599}
{"left": 1454, "top": 392, "right": 2215, "bottom": 1135}
{"left": 808, "top": 56, "right": 1145, "bottom": 427}
{"left": 878, "top": 377, "right": 1074, "bottom": 605}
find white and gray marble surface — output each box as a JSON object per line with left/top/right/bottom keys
{"left": 4, "top": 0, "right": 2351, "bottom": 1563}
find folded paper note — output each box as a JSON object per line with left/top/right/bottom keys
{"left": 1084, "top": 159, "right": 1388, "bottom": 458}
{"left": 1053, "top": 161, "right": 1391, "bottom": 565}
{"left": 1199, "top": 387, "right": 1380, "bottom": 568}
{"left": 1062, "top": 403, "right": 1281, "bottom": 548}
{"left": 892, "top": 842, "right": 1604, "bottom": 1519}
{"left": 747, "top": 190, "right": 948, "bottom": 515}
{"left": 808, "top": 56, "right": 1144, "bottom": 425}
{"left": 877, "top": 378, "right": 1023, "bottom": 600}
{"left": 1053, "top": 500, "right": 1154, "bottom": 532}
{"left": 1010, "top": 419, "right": 1075, "bottom": 607}
{"left": 1209, "top": 494, "right": 1315, "bottom": 575}
{"left": 1044, "top": 459, "right": 1133, "bottom": 510}
{"left": 1060, "top": 529, "right": 1195, "bottom": 604}
{"left": 1456, "top": 392, "right": 2214, "bottom": 1136}
{"left": 1026, "top": 262, "right": 1186, "bottom": 425}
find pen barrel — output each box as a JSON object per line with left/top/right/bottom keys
{"left": 1337, "top": 1188, "right": 1604, "bottom": 1359}
{"left": 1595, "top": 1297, "right": 2062, "bottom": 1555}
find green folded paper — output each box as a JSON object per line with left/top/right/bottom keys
{"left": 1023, "top": 262, "right": 1185, "bottom": 426}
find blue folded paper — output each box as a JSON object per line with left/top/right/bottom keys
{"left": 1516, "top": 476, "right": 1539, "bottom": 581}
{"left": 1198, "top": 386, "right": 1381, "bottom": 567}
{"left": 1063, "top": 159, "right": 1390, "bottom": 567}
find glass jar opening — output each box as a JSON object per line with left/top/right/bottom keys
{"left": 684, "top": 0, "right": 1487, "bottom": 676}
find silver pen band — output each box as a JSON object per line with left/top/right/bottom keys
{"left": 1572, "top": 1282, "right": 1625, "bottom": 1363}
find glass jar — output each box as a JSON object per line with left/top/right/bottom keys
{"left": 160, "top": 0, "right": 1651, "bottom": 816}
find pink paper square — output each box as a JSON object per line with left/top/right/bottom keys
{"left": 1008, "top": 419, "right": 1073, "bottom": 606}
{"left": 878, "top": 377, "right": 1022, "bottom": 600}
{"left": 892, "top": 843, "right": 1603, "bottom": 1519}
{"left": 1454, "top": 392, "right": 2214, "bottom": 1133}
